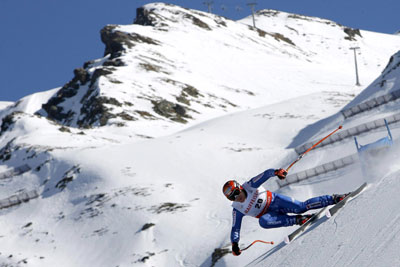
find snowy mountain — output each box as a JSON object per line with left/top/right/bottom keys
{"left": 7, "top": 3, "right": 396, "bottom": 139}
{"left": 1, "top": 3, "right": 400, "bottom": 266}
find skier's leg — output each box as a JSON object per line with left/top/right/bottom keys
{"left": 269, "top": 193, "right": 334, "bottom": 214}
{"left": 258, "top": 211, "right": 298, "bottom": 228}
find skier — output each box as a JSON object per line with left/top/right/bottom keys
{"left": 222, "top": 168, "right": 349, "bottom": 256}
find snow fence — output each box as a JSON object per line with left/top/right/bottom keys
{"left": 286, "top": 115, "right": 398, "bottom": 188}
{"left": 277, "top": 154, "right": 358, "bottom": 188}
{"left": 341, "top": 88, "right": 400, "bottom": 119}
{"left": 295, "top": 113, "right": 400, "bottom": 155}
{"left": 0, "top": 190, "right": 39, "bottom": 210}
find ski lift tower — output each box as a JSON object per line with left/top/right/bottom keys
{"left": 247, "top": 2, "right": 257, "bottom": 28}
{"left": 350, "top": 47, "right": 361, "bottom": 86}
{"left": 203, "top": 1, "right": 213, "bottom": 13}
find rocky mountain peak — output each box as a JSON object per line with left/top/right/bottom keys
{"left": 2, "top": 2, "right": 399, "bottom": 139}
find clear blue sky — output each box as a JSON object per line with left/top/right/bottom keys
{"left": 1, "top": 0, "right": 399, "bottom": 102}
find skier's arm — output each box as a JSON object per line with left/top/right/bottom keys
{"left": 231, "top": 209, "right": 244, "bottom": 256}
{"left": 248, "top": 169, "right": 276, "bottom": 188}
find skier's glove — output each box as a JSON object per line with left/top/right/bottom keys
{"left": 275, "top": 168, "right": 287, "bottom": 180}
{"left": 232, "top": 242, "right": 241, "bottom": 256}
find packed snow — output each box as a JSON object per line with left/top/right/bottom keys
{"left": 0, "top": 3, "right": 400, "bottom": 267}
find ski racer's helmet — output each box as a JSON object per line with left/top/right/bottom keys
{"left": 222, "top": 180, "right": 243, "bottom": 201}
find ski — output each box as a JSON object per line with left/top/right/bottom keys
{"left": 285, "top": 182, "right": 367, "bottom": 244}
{"left": 284, "top": 206, "right": 328, "bottom": 244}
{"left": 325, "top": 182, "right": 367, "bottom": 218}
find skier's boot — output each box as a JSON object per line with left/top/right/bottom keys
{"left": 295, "top": 214, "right": 314, "bottom": 225}
{"left": 332, "top": 193, "right": 350, "bottom": 204}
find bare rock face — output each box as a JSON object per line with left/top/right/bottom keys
{"left": 40, "top": 67, "right": 90, "bottom": 123}
{"left": 133, "top": 7, "right": 156, "bottom": 26}
{"left": 343, "top": 27, "right": 362, "bottom": 41}
{"left": 100, "top": 25, "right": 132, "bottom": 58}
{"left": 37, "top": 21, "right": 163, "bottom": 128}
{"left": 152, "top": 100, "right": 189, "bottom": 123}
{"left": 100, "top": 25, "right": 159, "bottom": 58}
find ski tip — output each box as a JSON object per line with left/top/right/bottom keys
{"left": 325, "top": 209, "right": 332, "bottom": 218}
{"left": 338, "top": 125, "right": 343, "bottom": 129}
{"left": 284, "top": 237, "right": 290, "bottom": 244}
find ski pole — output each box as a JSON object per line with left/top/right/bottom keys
{"left": 241, "top": 240, "right": 274, "bottom": 251}
{"left": 286, "top": 125, "right": 343, "bottom": 172}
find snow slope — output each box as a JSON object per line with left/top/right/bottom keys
{"left": 0, "top": 3, "right": 400, "bottom": 267}
{"left": 251, "top": 161, "right": 400, "bottom": 267}
{"left": 31, "top": 3, "right": 400, "bottom": 139}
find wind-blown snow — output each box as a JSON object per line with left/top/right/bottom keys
{"left": 0, "top": 3, "right": 400, "bottom": 267}
{"left": 249, "top": 145, "right": 400, "bottom": 267}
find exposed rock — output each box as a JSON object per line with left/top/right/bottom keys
{"left": 41, "top": 101, "right": 72, "bottom": 123}
{"left": 100, "top": 25, "right": 127, "bottom": 58}
{"left": 183, "top": 14, "right": 211, "bottom": 30}
{"left": 22, "top": 222, "right": 33, "bottom": 228}
{"left": 39, "top": 64, "right": 128, "bottom": 128}
{"left": 0, "top": 112, "right": 21, "bottom": 135}
{"left": 40, "top": 67, "right": 90, "bottom": 122}
{"left": 100, "top": 25, "right": 159, "bottom": 58}
{"left": 134, "top": 7, "right": 156, "bottom": 26}
{"left": 58, "top": 126, "right": 71, "bottom": 133}
{"left": 214, "top": 18, "right": 227, "bottom": 27}
{"left": 83, "top": 60, "right": 95, "bottom": 69}
{"left": 139, "top": 63, "right": 163, "bottom": 73}
{"left": 117, "top": 112, "right": 137, "bottom": 121}
{"left": 140, "top": 223, "right": 155, "bottom": 231}
{"left": 270, "top": 33, "right": 296, "bottom": 46}
{"left": 78, "top": 96, "right": 119, "bottom": 127}
{"left": 55, "top": 165, "right": 80, "bottom": 190}
{"left": 89, "top": 68, "right": 113, "bottom": 87}
{"left": 148, "top": 202, "right": 190, "bottom": 213}
{"left": 183, "top": 85, "right": 200, "bottom": 97}
{"left": 254, "top": 27, "right": 295, "bottom": 46}
{"left": 152, "top": 99, "right": 189, "bottom": 123}
{"left": 74, "top": 68, "right": 90, "bottom": 84}
{"left": 136, "top": 110, "right": 157, "bottom": 120}
{"left": 177, "top": 86, "right": 200, "bottom": 105}
{"left": 103, "top": 58, "right": 125, "bottom": 67}
{"left": 258, "top": 10, "right": 280, "bottom": 17}
{"left": 0, "top": 138, "right": 15, "bottom": 161}
{"left": 344, "top": 27, "right": 362, "bottom": 41}
{"left": 137, "top": 252, "right": 156, "bottom": 263}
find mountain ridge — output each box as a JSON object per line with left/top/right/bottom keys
{"left": 1, "top": 3, "right": 396, "bottom": 139}
{"left": 0, "top": 3, "right": 400, "bottom": 266}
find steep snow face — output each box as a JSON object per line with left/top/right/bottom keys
{"left": 24, "top": 3, "right": 400, "bottom": 140}
{"left": 0, "top": 88, "right": 59, "bottom": 119}
{"left": 290, "top": 50, "right": 400, "bottom": 146}
{"left": 251, "top": 145, "right": 400, "bottom": 267}
{"left": 343, "top": 50, "right": 400, "bottom": 108}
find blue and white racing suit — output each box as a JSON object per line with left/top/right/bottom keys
{"left": 230, "top": 169, "right": 334, "bottom": 243}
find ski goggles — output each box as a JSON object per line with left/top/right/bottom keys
{"left": 227, "top": 188, "right": 241, "bottom": 201}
